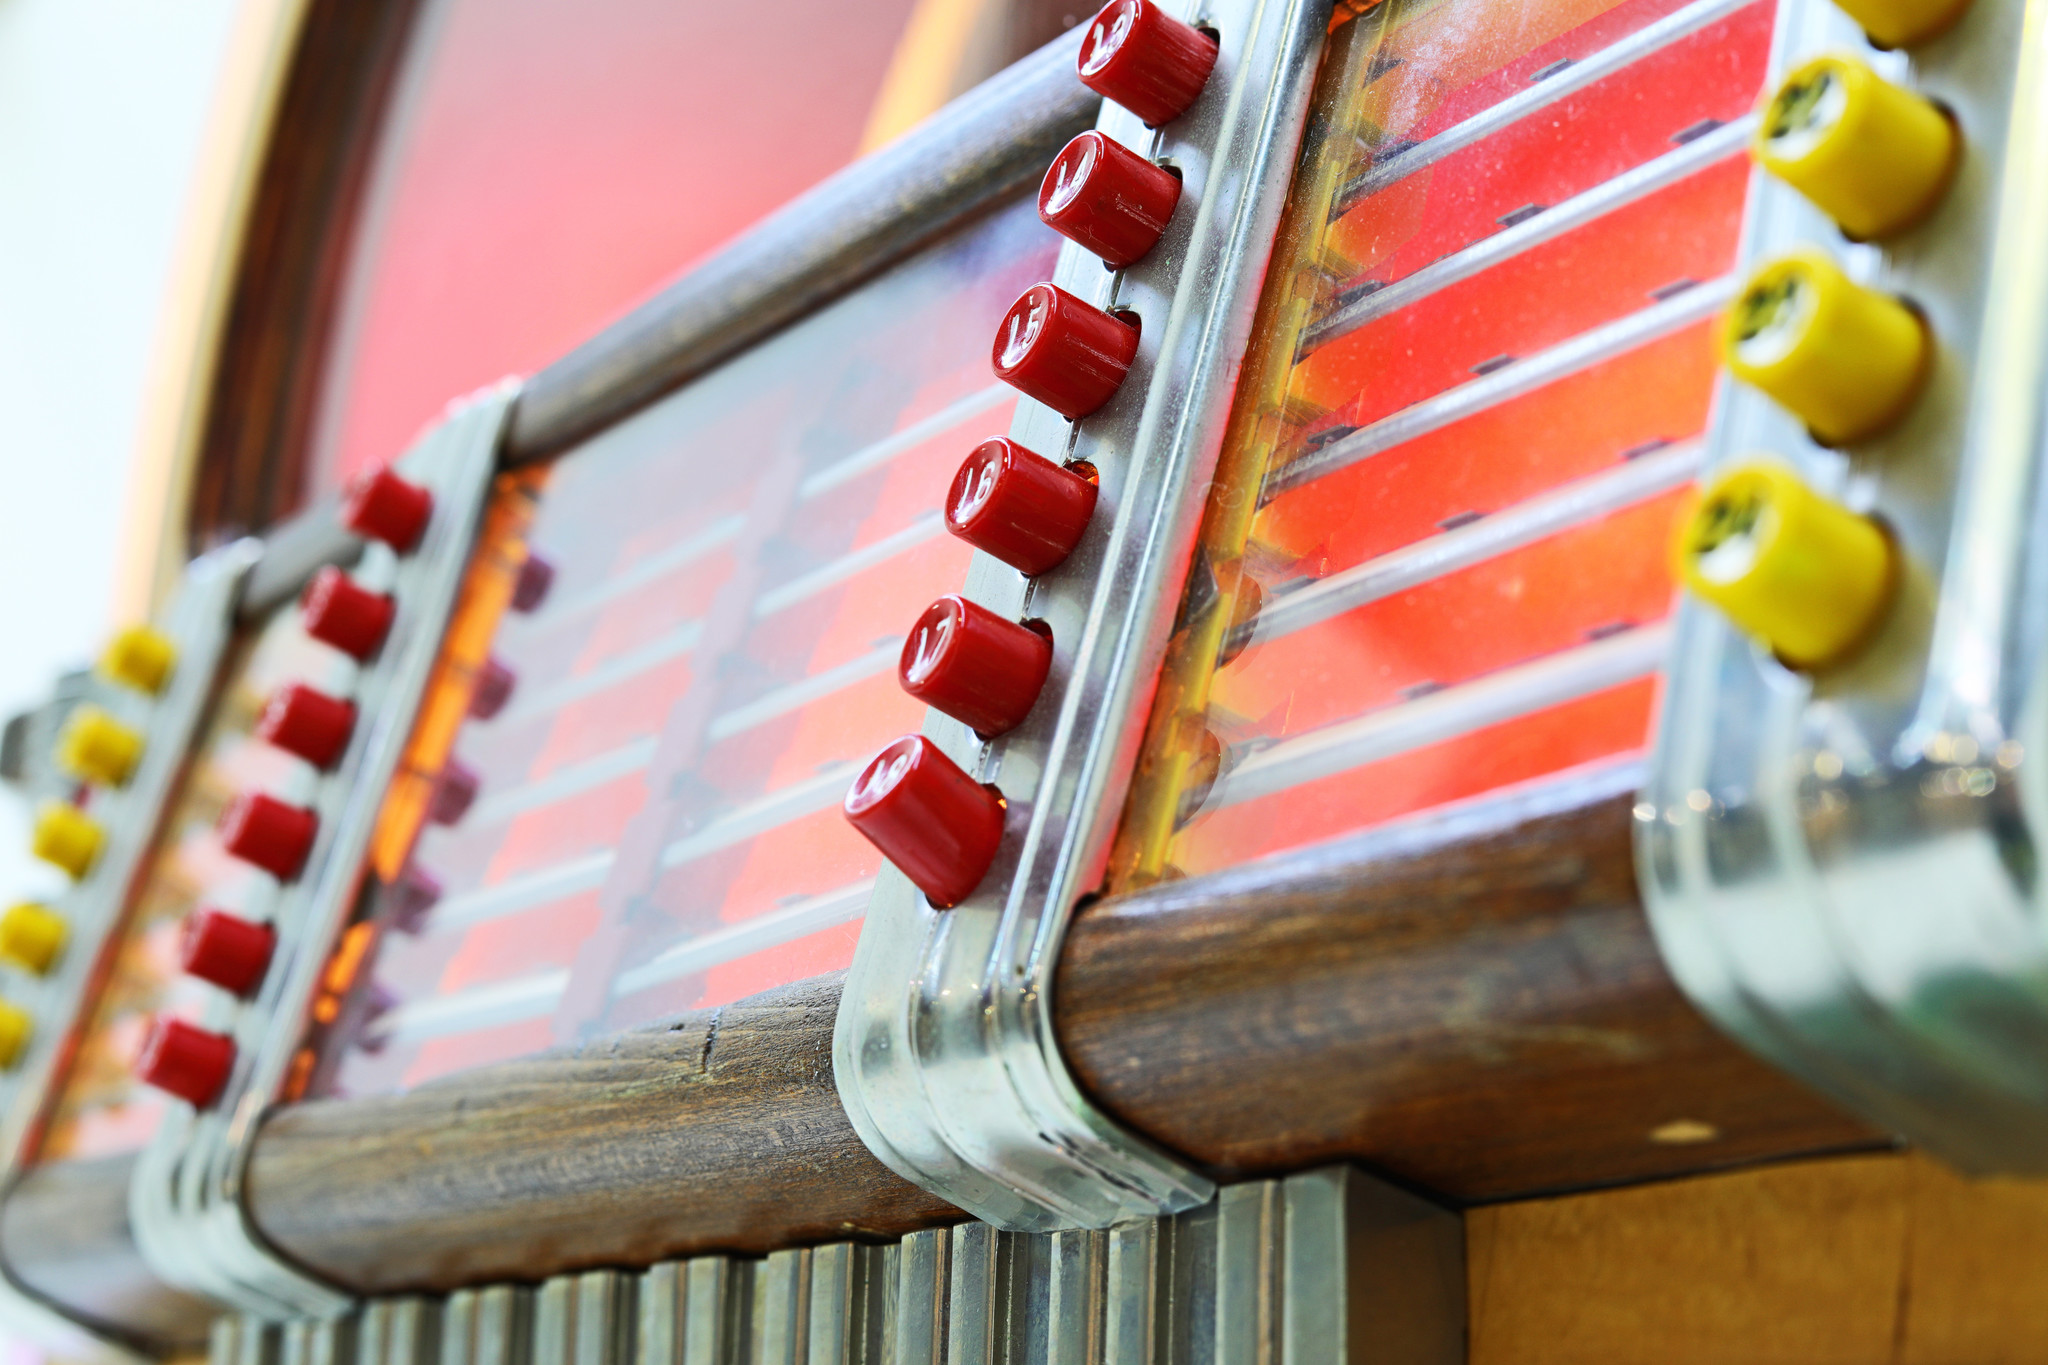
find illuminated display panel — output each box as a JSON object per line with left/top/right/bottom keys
{"left": 305, "top": 0, "right": 920, "bottom": 496}
{"left": 36, "top": 615, "right": 342, "bottom": 1161}
{"left": 333, "top": 199, "right": 1059, "bottom": 1094}
{"left": 1113, "top": 0, "right": 1773, "bottom": 885}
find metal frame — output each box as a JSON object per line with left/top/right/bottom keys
{"left": 1638, "top": 0, "right": 2048, "bottom": 1169}
{"left": 132, "top": 386, "right": 513, "bottom": 1315}
{"left": 836, "top": 0, "right": 1331, "bottom": 1228}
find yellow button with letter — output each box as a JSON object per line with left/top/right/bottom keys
{"left": 1677, "top": 459, "right": 1895, "bottom": 669}
{"left": 1723, "top": 248, "right": 1930, "bottom": 445}
{"left": 1757, "top": 54, "right": 1958, "bottom": 241}
{"left": 1834, "top": 0, "right": 1972, "bottom": 49}
{"left": 32, "top": 802, "right": 104, "bottom": 881}
{"left": 55, "top": 705, "right": 145, "bottom": 788}
{"left": 0, "top": 1001, "right": 29, "bottom": 1070}
{"left": 99, "top": 625, "right": 177, "bottom": 695}
{"left": 0, "top": 904, "right": 66, "bottom": 976}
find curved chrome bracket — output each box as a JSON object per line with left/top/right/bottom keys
{"left": 835, "top": 0, "right": 1329, "bottom": 1228}
{"left": 1638, "top": 0, "right": 2048, "bottom": 1170}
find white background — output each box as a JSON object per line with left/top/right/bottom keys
{"left": 0, "top": 0, "right": 243, "bottom": 912}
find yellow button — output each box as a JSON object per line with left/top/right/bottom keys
{"left": 1757, "top": 55, "right": 1958, "bottom": 241}
{"left": 1677, "top": 460, "right": 1895, "bottom": 669}
{"left": 55, "top": 706, "right": 144, "bottom": 788}
{"left": 0, "top": 904, "right": 65, "bottom": 976}
{"left": 1723, "top": 248, "right": 1930, "bottom": 445}
{"left": 0, "top": 1001, "right": 29, "bottom": 1070}
{"left": 32, "top": 803, "right": 104, "bottom": 881}
{"left": 99, "top": 625, "right": 177, "bottom": 695}
{"left": 1834, "top": 0, "right": 1972, "bottom": 48}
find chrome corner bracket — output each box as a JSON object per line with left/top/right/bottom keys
{"left": 1639, "top": 0, "right": 2048, "bottom": 1170}
{"left": 836, "top": 0, "right": 1328, "bottom": 1227}
{"left": 132, "top": 384, "right": 515, "bottom": 1316}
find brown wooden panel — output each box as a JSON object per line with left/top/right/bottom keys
{"left": 244, "top": 974, "right": 962, "bottom": 1294}
{"left": 0, "top": 1155, "right": 215, "bottom": 1352}
{"left": 1057, "top": 769, "right": 1884, "bottom": 1199}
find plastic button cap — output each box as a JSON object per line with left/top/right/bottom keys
{"left": 1676, "top": 458, "right": 1894, "bottom": 669}
{"left": 1039, "top": 132, "right": 1182, "bottom": 267}
{"left": 946, "top": 438, "right": 1098, "bottom": 575}
{"left": 0, "top": 903, "right": 66, "bottom": 975}
{"left": 429, "top": 761, "right": 481, "bottom": 826}
{"left": 55, "top": 705, "right": 144, "bottom": 787}
{"left": 32, "top": 803, "right": 103, "bottom": 881}
{"left": 511, "top": 553, "right": 556, "bottom": 613}
{"left": 219, "top": 792, "right": 319, "bottom": 881}
{"left": 180, "top": 909, "right": 277, "bottom": 996}
{"left": 0, "top": 1002, "right": 29, "bottom": 1070}
{"left": 1078, "top": 0, "right": 1218, "bottom": 125}
{"left": 1757, "top": 54, "right": 1957, "bottom": 240}
{"left": 301, "top": 566, "right": 396, "bottom": 660}
{"left": 99, "top": 625, "right": 177, "bottom": 694}
{"left": 136, "top": 1017, "right": 235, "bottom": 1107}
{"left": 255, "top": 683, "right": 359, "bottom": 769}
{"left": 340, "top": 465, "right": 434, "bottom": 552}
{"left": 1723, "top": 248, "right": 1929, "bottom": 445}
{"left": 900, "top": 597, "right": 1054, "bottom": 737}
{"left": 844, "top": 735, "right": 1005, "bottom": 907}
{"left": 1835, "top": 0, "right": 1972, "bottom": 48}
{"left": 991, "top": 283, "right": 1140, "bottom": 420}
{"left": 470, "top": 658, "right": 516, "bottom": 719}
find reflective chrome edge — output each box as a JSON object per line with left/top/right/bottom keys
{"left": 0, "top": 543, "right": 257, "bottom": 1360}
{"left": 837, "top": 0, "right": 1329, "bottom": 1228}
{"left": 1637, "top": 0, "right": 2048, "bottom": 1168}
{"left": 133, "top": 385, "right": 516, "bottom": 1313}
{"left": 207, "top": 1165, "right": 1463, "bottom": 1365}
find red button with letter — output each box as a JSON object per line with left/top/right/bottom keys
{"left": 1078, "top": 0, "right": 1218, "bottom": 126}
{"left": 946, "top": 438, "right": 1098, "bottom": 575}
{"left": 219, "top": 793, "right": 319, "bottom": 881}
{"left": 470, "top": 657, "right": 516, "bottom": 719}
{"left": 900, "top": 597, "right": 1053, "bottom": 738}
{"left": 302, "top": 567, "right": 395, "bottom": 660}
{"left": 180, "top": 909, "right": 277, "bottom": 997}
{"left": 255, "top": 683, "right": 357, "bottom": 769}
{"left": 430, "top": 761, "right": 480, "bottom": 826}
{"left": 1039, "top": 132, "right": 1182, "bottom": 268}
{"left": 844, "top": 736, "right": 1005, "bottom": 907}
{"left": 340, "top": 465, "right": 434, "bottom": 553}
{"left": 136, "top": 1017, "right": 235, "bottom": 1107}
{"left": 992, "top": 283, "right": 1139, "bottom": 420}
{"left": 511, "top": 553, "right": 555, "bottom": 613}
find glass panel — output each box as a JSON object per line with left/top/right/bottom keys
{"left": 331, "top": 197, "right": 1059, "bottom": 1094}
{"left": 1111, "top": 0, "right": 1777, "bottom": 887}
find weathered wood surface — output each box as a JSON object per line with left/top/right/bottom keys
{"left": 1057, "top": 772, "right": 1883, "bottom": 1200}
{"left": 245, "top": 975, "right": 961, "bottom": 1294}
{"left": 0, "top": 1154, "right": 215, "bottom": 1350}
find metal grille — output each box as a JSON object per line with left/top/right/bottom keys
{"left": 206, "top": 1169, "right": 1462, "bottom": 1365}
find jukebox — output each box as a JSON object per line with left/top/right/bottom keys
{"left": 5, "top": 0, "right": 2048, "bottom": 1357}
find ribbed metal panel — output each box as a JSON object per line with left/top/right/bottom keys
{"left": 207, "top": 1168, "right": 1460, "bottom": 1365}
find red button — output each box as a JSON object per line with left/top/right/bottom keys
{"left": 180, "top": 909, "right": 277, "bottom": 996}
{"left": 946, "top": 438, "right": 1099, "bottom": 575}
{"left": 136, "top": 1017, "right": 235, "bottom": 1107}
{"left": 900, "top": 597, "right": 1053, "bottom": 738}
{"left": 389, "top": 864, "right": 441, "bottom": 934}
{"left": 255, "top": 683, "right": 357, "bottom": 769}
{"left": 992, "top": 284, "right": 1140, "bottom": 420}
{"left": 302, "top": 567, "right": 395, "bottom": 660}
{"left": 511, "top": 553, "right": 555, "bottom": 613}
{"left": 844, "top": 736, "right": 1005, "bottom": 907}
{"left": 1039, "top": 132, "right": 1182, "bottom": 268}
{"left": 429, "top": 760, "right": 480, "bottom": 826}
{"left": 470, "top": 658, "right": 516, "bottom": 719}
{"left": 219, "top": 793, "right": 318, "bottom": 881}
{"left": 340, "top": 465, "right": 434, "bottom": 553}
{"left": 1078, "top": 0, "right": 1218, "bottom": 126}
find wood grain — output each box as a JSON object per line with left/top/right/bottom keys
{"left": 1057, "top": 768, "right": 1883, "bottom": 1199}
{"left": 244, "top": 974, "right": 962, "bottom": 1293}
{"left": 0, "top": 1155, "right": 215, "bottom": 1351}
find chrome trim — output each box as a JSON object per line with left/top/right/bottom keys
{"left": 1638, "top": 0, "right": 2048, "bottom": 1169}
{"left": 133, "top": 387, "right": 516, "bottom": 1315}
{"left": 836, "top": 0, "right": 1329, "bottom": 1229}
{"left": 1331, "top": 0, "right": 1762, "bottom": 215}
